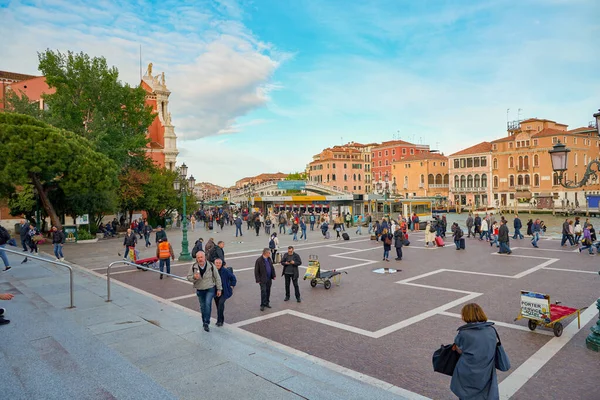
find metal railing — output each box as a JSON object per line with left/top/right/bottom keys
{"left": 106, "top": 260, "right": 189, "bottom": 302}
{"left": 1, "top": 247, "right": 74, "bottom": 308}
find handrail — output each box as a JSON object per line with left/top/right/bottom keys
{"left": 106, "top": 260, "right": 189, "bottom": 302}
{"left": 1, "top": 247, "right": 74, "bottom": 308}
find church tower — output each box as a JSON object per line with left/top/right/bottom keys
{"left": 140, "top": 63, "right": 179, "bottom": 170}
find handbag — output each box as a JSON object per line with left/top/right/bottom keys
{"left": 432, "top": 343, "right": 461, "bottom": 376}
{"left": 492, "top": 327, "right": 511, "bottom": 371}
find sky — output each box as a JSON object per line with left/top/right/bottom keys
{"left": 1, "top": 0, "right": 599, "bottom": 187}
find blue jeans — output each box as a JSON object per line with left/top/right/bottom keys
{"left": 383, "top": 249, "right": 390, "bottom": 259}
{"left": 490, "top": 235, "right": 499, "bottom": 247}
{"left": 53, "top": 243, "right": 64, "bottom": 259}
{"left": 0, "top": 244, "right": 9, "bottom": 268}
{"left": 293, "top": 232, "right": 298, "bottom": 241}
{"left": 499, "top": 242, "right": 511, "bottom": 253}
{"left": 531, "top": 232, "right": 540, "bottom": 247}
{"left": 159, "top": 258, "right": 171, "bottom": 274}
{"left": 301, "top": 228, "right": 307, "bottom": 240}
{"left": 235, "top": 226, "right": 242, "bottom": 237}
{"left": 513, "top": 228, "right": 523, "bottom": 239}
{"left": 560, "top": 234, "right": 574, "bottom": 246}
{"left": 580, "top": 243, "right": 594, "bottom": 254}
{"left": 356, "top": 225, "right": 362, "bottom": 234}
{"left": 454, "top": 240, "right": 461, "bottom": 249}
{"left": 196, "top": 287, "right": 215, "bottom": 326}
{"left": 310, "top": 221, "right": 315, "bottom": 230}
{"left": 144, "top": 234, "right": 151, "bottom": 246}
{"left": 368, "top": 222, "right": 373, "bottom": 233}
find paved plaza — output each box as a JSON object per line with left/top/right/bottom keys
{"left": 12, "top": 222, "right": 600, "bottom": 399}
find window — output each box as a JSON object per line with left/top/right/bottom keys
{"left": 553, "top": 172, "right": 560, "bottom": 186}
{"left": 454, "top": 159, "right": 460, "bottom": 168}
{"left": 474, "top": 174, "right": 480, "bottom": 188}
{"left": 526, "top": 140, "right": 530, "bottom": 147}
{"left": 392, "top": 149, "right": 396, "bottom": 155}
{"left": 454, "top": 175, "right": 459, "bottom": 188}
{"left": 385, "top": 150, "right": 389, "bottom": 156}
{"left": 534, "top": 154, "right": 539, "bottom": 167}
{"left": 333, "top": 163, "right": 336, "bottom": 168}
{"left": 444, "top": 174, "right": 449, "bottom": 184}
{"left": 460, "top": 159, "right": 466, "bottom": 168}
{"left": 493, "top": 176, "right": 498, "bottom": 187}
{"left": 467, "top": 175, "right": 473, "bottom": 188}
{"left": 344, "top": 163, "right": 347, "bottom": 168}
{"left": 353, "top": 173, "right": 356, "bottom": 180}
{"left": 344, "top": 174, "right": 347, "bottom": 181}
{"left": 481, "top": 174, "right": 487, "bottom": 188}
{"left": 509, "top": 157, "right": 514, "bottom": 168}
{"left": 533, "top": 139, "right": 538, "bottom": 146}
{"left": 402, "top": 148, "right": 407, "bottom": 155}
{"left": 517, "top": 175, "right": 523, "bottom": 185}
{"left": 358, "top": 174, "right": 361, "bottom": 181}
{"left": 460, "top": 175, "right": 466, "bottom": 188}
{"left": 534, "top": 174, "right": 540, "bottom": 187}
{"left": 436, "top": 174, "right": 443, "bottom": 184}
{"left": 474, "top": 158, "right": 480, "bottom": 167}
{"left": 574, "top": 173, "right": 578, "bottom": 183}
{"left": 552, "top": 137, "right": 558, "bottom": 144}
{"left": 493, "top": 158, "right": 498, "bottom": 169}
{"left": 385, "top": 160, "right": 389, "bottom": 166}
{"left": 378, "top": 151, "right": 382, "bottom": 157}
{"left": 344, "top": 186, "right": 348, "bottom": 190}
{"left": 524, "top": 156, "right": 529, "bottom": 169}
{"left": 509, "top": 175, "right": 514, "bottom": 187}
{"left": 410, "top": 149, "right": 414, "bottom": 155}
{"left": 378, "top": 161, "right": 382, "bottom": 166}
{"left": 433, "top": 162, "right": 436, "bottom": 166}
{"left": 429, "top": 174, "right": 435, "bottom": 184}
{"left": 493, "top": 144, "right": 497, "bottom": 150}
{"left": 524, "top": 175, "right": 530, "bottom": 185}
{"left": 332, "top": 174, "right": 336, "bottom": 181}
{"left": 509, "top": 142, "right": 514, "bottom": 149}
{"left": 481, "top": 157, "right": 487, "bottom": 167}
{"left": 467, "top": 158, "right": 473, "bottom": 168}
{"left": 420, "top": 174, "right": 425, "bottom": 184}
{"left": 518, "top": 156, "right": 523, "bottom": 170}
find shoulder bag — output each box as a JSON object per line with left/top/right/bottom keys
{"left": 492, "top": 327, "right": 511, "bottom": 371}
{"left": 432, "top": 343, "right": 461, "bottom": 376}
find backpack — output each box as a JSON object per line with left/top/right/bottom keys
{"left": 429, "top": 225, "right": 436, "bottom": 233}
{"left": 279, "top": 216, "right": 285, "bottom": 224}
{"left": 269, "top": 238, "right": 276, "bottom": 249}
{"left": 0, "top": 226, "right": 10, "bottom": 245}
{"left": 384, "top": 235, "right": 392, "bottom": 246}
{"left": 191, "top": 241, "right": 203, "bottom": 258}
{"left": 310, "top": 215, "right": 315, "bottom": 222}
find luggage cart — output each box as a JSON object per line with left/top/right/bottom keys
{"left": 303, "top": 255, "right": 347, "bottom": 289}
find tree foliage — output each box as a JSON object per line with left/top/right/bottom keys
{"left": 0, "top": 113, "right": 119, "bottom": 229}
{"left": 7, "top": 185, "right": 37, "bottom": 223}
{"left": 37, "top": 49, "right": 155, "bottom": 169}
{"left": 285, "top": 172, "right": 308, "bottom": 181}
{"left": 139, "top": 168, "right": 180, "bottom": 226}
{"left": 4, "top": 90, "right": 43, "bottom": 119}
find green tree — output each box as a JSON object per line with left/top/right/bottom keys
{"left": 139, "top": 168, "right": 180, "bottom": 226}
{"left": 37, "top": 49, "right": 155, "bottom": 169}
{"left": 3, "top": 90, "right": 43, "bottom": 119}
{"left": 0, "top": 113, "right": 118, "bottom": 230}
{"left": 285, "top": 172, "right": 307, "bottom": 181}
{"left": 7, "top": 185, "right": 37, "bottom": 223}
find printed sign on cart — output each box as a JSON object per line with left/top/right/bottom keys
{"left": 520, "top": 291, "right": 550, "bottom": 321}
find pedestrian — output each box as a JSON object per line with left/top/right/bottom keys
{"left": 321, "top": 220, "right": 329, "bottom": 239}
{"left": 213, "top": 258, "right": 237, "bottom": 326}
{"left": 190, "top": 215, "right": 196, "bottom": 232}
{"left": 210, "top": 241, "right": 226, "bottom": 266}
{"left": 143, "top": 223, "right": 153, "bottom": 247}
{"left": 187, "top": 251, "right": 222, "bottom": 332}
{"left": 254, "top": 248, "right": 276, "bottom": 311}
{"left": 345, "top": 212, "right": 352, "bottom": 229}
{"left": 278, "top": 213, "right": 287, "bottom": 234}
{"left": 355, "top": 215, "right": 363, "bottom": 235}
{"left": 498, "top": 220, "right": 512, "bottom": 254}
{"left": 155, "top": 225, "right": 167, "bottom": 243}
{"left": 123, "top": 228, "right": 138, "bottom": 260}
{"left": 531, "top": 219, "right": 541, "bottom": 248}
{"left": 191, "top": 237, "right": 204, "bottom": 258}
{"left": 474, "top": 213, "right": 481, "bottom": 236}
{"left": 0, "top": 224, "right": 14, "bottom": 272}
{"left": 204, "top": 237, "right": 215, "bottom": 258}
{"left": 254, "top": 214, "right": 261, "bottom": 236}
{"left": 465, "top": 213, "right": 474, "bottom": 238}
{"left": 560, "top": 219, "right": 574, "bottom": 246}
{"left": 292, "top": 221, "right": 299, "bottom": 241}
{"left": 489, "top": 222, "right": 499, "bottom": 248}
{"left": 381, "top": 228, "right": 393, "bottom": 262}
{"left": 579, "top": 224, "right": 595, "bottom": 255}
{"left": 393, "top": 225, "right": 404, "bottom": 261}
{"left": 452, "top": 223, "right": 464, "bottom": 250}
{"left": 26, "top": 223, "right": 40, "bottom": 255}
{"left": 51, "top": 226, "right": 65, "bottom": 262}
{"left": 0, "top": 291, "right": 15, "bottom": 325}
{"left": 450, "top": 303, "right": 505, "bottom": 400}
{"left": 281, "top": 246, "right": 302, "bottom": 302}
{"left": 513, "top": 214, "right": 524, "bottom": 239}
{"left": 367, "top": 213, "right": 373, "bottom": 234}
{"left": 234, "top": 215, "right": 243, "bottom": 237}
{"left": 574, "top": 217, "right": 583, "bottom": 244}
{"left": 479, "top": 218, "right": 489, "bottom": 241}
{"left": 309, "top": 212, "right": 316, "bottom": 231}
{"left": 526, "top": 219, "right": 533, "bottom": 236}
{"left": 19, "top": 219, "right": 30, "bottom": 252}
{"left": 413, "top": 213, "right": 420, "bottom": 231}
{"left": 299, "top": 218, "right": 307, "bottom": 240}
{"left": 137, "top": 218, "right": 145, "bottom": 239}
{"left": 157, "top": 237, "right": 175, "bottom": 279}
{"left": 425, "top": 221, "right": 436, "bottom": 247}
{"left": 265, "top": 216, "right": 272, "bottom": 235}
{"left": 268, "top": 233, "right": 279, "bottom": 263}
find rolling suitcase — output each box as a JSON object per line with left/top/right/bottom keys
{"left": 342, "top": 232, "right": 350, "bottom": 241}
{"left": 459, "top": 238, "right": 465, "bottom": 249}
{"left": 435, "top": 236, "right": 445, "bottom": 247}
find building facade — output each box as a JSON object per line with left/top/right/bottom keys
{"left": 235, "top": 172, "right": 288, "bottom": 188}
{"left": 391, "top": 153, "right": 449, "bottom": 199}
{"left": 491, "top": 118, "right": 600, "bottom": 208}
{"left": 371, "top": 140, "right": 429, "bottom": 187}
{"left": 449, "top": 142, "right": 493, "bottom": 207}
{"left": 308, "top": 143, "right": 372, "bottom": 194}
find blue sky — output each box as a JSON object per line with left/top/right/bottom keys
{"left": 1, "top": 0, "right": 599, "bottom": 186}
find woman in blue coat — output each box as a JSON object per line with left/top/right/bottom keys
{"left": 381, "top": 228, "right": 393, "bottom": 262}
{"left": 213, "top": 258, "right": 237, "bottom": 327}
{"left": 451, "top": 303, "right": 502, "bottom": 400}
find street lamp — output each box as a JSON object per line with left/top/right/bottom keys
{"left": 383, "top": 172, "right": 390, "bottom": 219}
{"left": 548, "top": 109, "right": 600, "bottom": 352}
{"left": 173, "top": 163, "right": 193, "bottom": 261}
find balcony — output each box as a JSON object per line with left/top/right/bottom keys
{"left": 516, "top": 166, "right": 529, "bottom": 172}
{"left": 451, "top": 187, "right": 487, "bottom": 193}
{"left": 403, "top": 184, "right": 408, "bottom": 189}
{"left": 429, "top": 184, "right": 449, "bottom": 189}
{"left": 515, "top": 185, "right": 530, "bottom": 191}
{"left": 418, "top": 183, "right": 424, "bottom": 188}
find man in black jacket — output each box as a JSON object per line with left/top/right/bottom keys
{"left": 281, "top": 246, "right": 302, "bottom": 302}
{"left": 19, "top": 219, "right": 30, "bottom": 252}
{"left": 254, "top": 248, "right": 276, "bottom": 311}
{"left": 498, "top": 220, "right": 512, "bottom": 254}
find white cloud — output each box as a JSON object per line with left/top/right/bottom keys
{"left": 0, "top": 0, "right": 285, "bottom": 141}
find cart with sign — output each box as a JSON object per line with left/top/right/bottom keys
{"left": 514, "top": 291, "right": 588, "bottom": 337}
{"left": 126, "top": 247, "right": 159, "bottom": 270}
{"left": 303, "top": 255, "right": 346, "bottom": 290}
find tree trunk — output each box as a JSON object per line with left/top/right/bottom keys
{"left": 30, "top": 174, "right": 62, "bottom": 230}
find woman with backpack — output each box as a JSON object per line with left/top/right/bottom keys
{"left": 381, "top": 228, "right": 393, "bottom": 262}
{"left": 268, "top": 233, "right": 279, "bottom": 263}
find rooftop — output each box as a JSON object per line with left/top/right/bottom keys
{"left": 0, "top": 70, "right": 38, "bottom": 82}
{"left": 449, "top": 141, "right": 492, "bottom": 156}
{"left": 397, "top": 152, "right": 448, "bottom": 162}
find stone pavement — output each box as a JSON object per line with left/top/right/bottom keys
{"left": 0, "top": 247, "right": 416, "bottom": 400}
{"left": 16, "top": 223, "right": 600, "bottom": 399}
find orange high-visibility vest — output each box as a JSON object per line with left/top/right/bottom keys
{"left": 158, "top": 241, "right": 171, "bottom": 259}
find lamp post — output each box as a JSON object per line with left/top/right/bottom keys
{"left": 174, "top": 163, "right": 195, "bottom": 261}
{"left": 548, "top": 108, "right": 600, "bottom": 352}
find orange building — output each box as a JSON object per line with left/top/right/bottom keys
{"left": 371, "top": 140, "right": 429, "bottom": 186}
{"left": 0, "top": 70, "right": 53, "bottom": 110}
{"left": 308, "top": 142, "right": 373, "bottom": 194}
{"left": 490, "top": 118, "right": 600, "bottom": 208}
{"left": 391, "top": 152, "right": 449, "bottom": 199}
{"left": 448, "top": 142, "right": 493, "bottom": 207}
